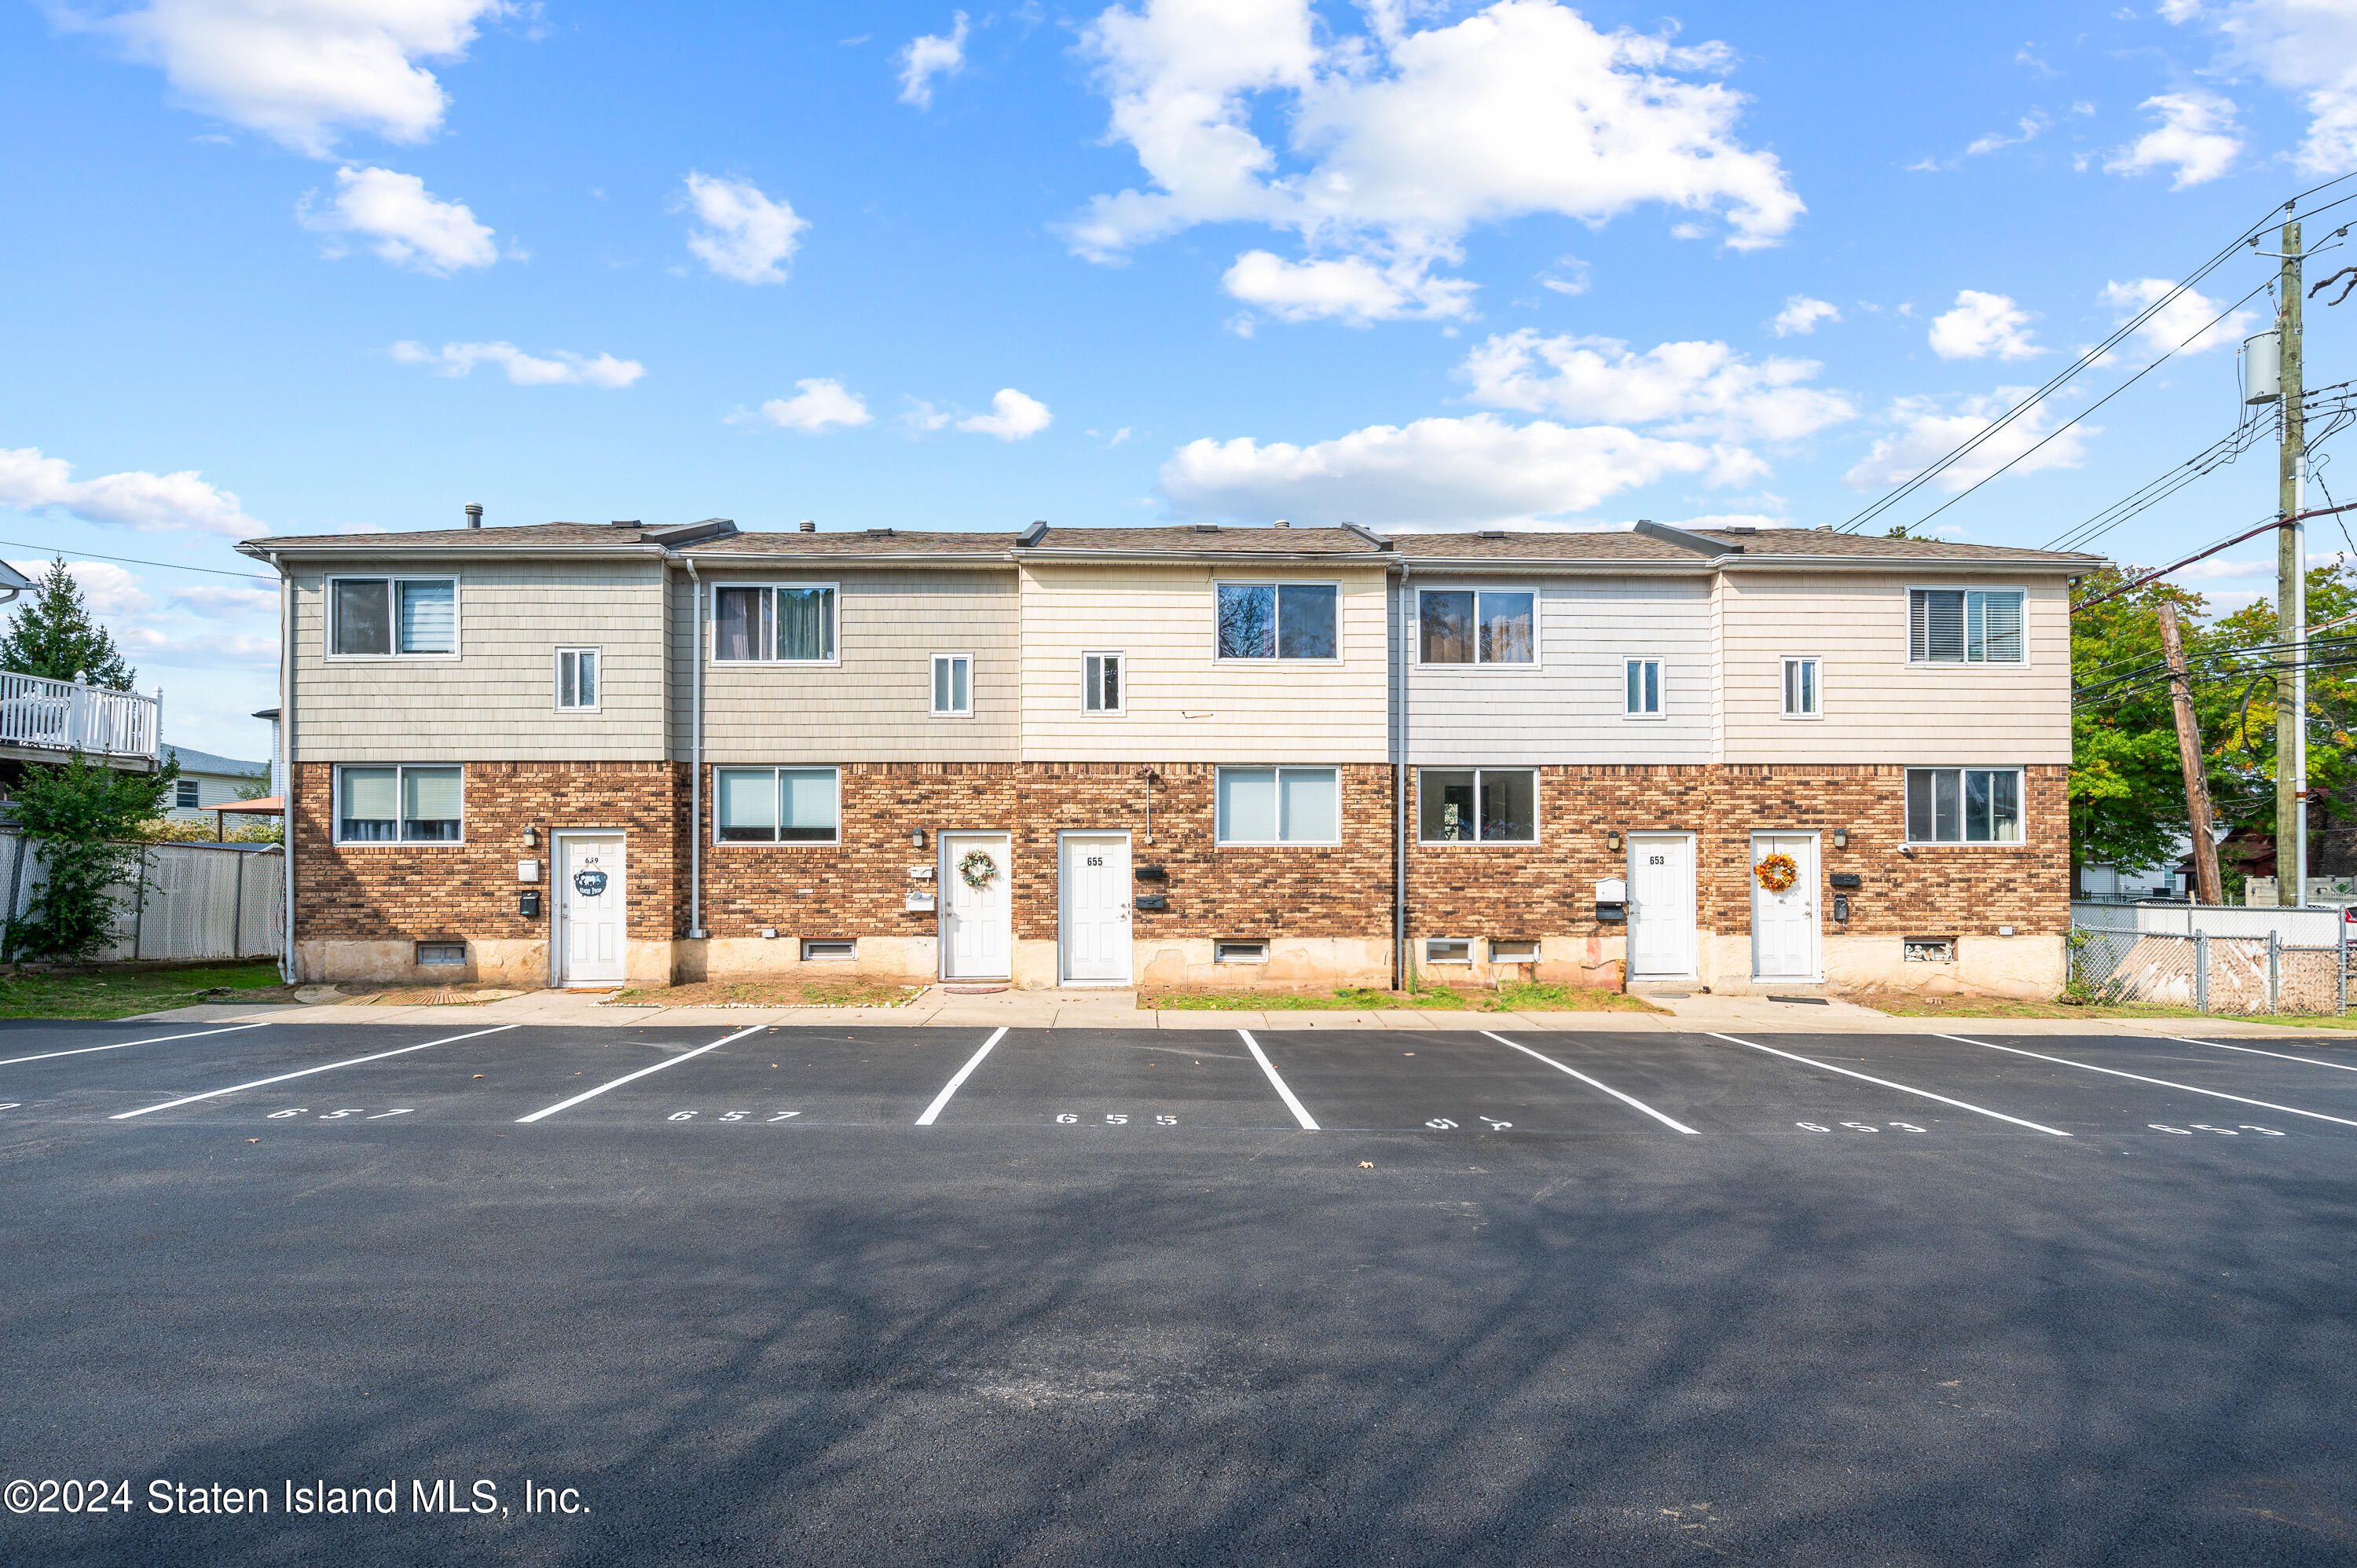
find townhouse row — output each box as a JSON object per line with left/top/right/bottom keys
{"left": 236, "top": 518, "right": 2098, "bottom": 997}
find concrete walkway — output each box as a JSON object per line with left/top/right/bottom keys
{"left": 121, "top": 984, "right": 2357, "bottom": 1039}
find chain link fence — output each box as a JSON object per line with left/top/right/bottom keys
{"left": 0, "top": 833, "right": 281, "bottom": 962}
{"left": 2069, "top": 902, "right": 2348, "bottom": 1015}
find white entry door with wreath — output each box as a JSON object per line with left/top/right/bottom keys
{"left": 1749, "top": 832, "right": 1820, "bottom": 983}
{"left": 940, "top": 832, "right": 1011, "bottom": 981}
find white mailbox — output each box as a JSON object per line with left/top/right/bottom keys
{"left": 517, "top": 859, "right": 541, "bottom": 884}
{"left": 1595, "top": 877, "right": 1627, "bottom": 903}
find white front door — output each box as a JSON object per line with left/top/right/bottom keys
{"left": 1750, "top": 831, "right": 1820, "bottom": 982}
{"left": 558, "top": 833, "right": 626, "bottom": 987}
{"left": 1626, "top": 833, "right": 1695, "bottom": 978}
{"left": 1058, "top": 832, "right": 1131, "bottom": 984}
{"left": 940, "top": 831, "right": 1011, "bottom": 980}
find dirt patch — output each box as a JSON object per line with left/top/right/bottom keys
{"left": 1146, "top": 982, "right": 1667, "bottom": 1014}
{"left": 610, "top": 980, "right": 926, "bottom": 1009}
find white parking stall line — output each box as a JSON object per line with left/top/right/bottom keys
{"left": 1937, "top": 1035, "right": 2357, "bottom": 1130}
{"left": 1237, "top": 1030, "right": 1319, "bottom": 1130}
{"left": 914, "top": 1028, "right": 1009, "bottom": 1126}
{"left": 2154, "top": 1035, "right": 2357, "bottom": 1074}
{"left": 0, "top": 1022, "right": 273, "bottom": 1068}
{"left": 516, "top": 1024, "right": 764, "bottom": 1124}
{"left": 1707, "top": 1033, "right": 2072, "bottom": 1137}
{"left": 1479, "top": 1032, "right": 1700, "bottom": 1134}
{"left": 112, "top": 1025, "right": 519, "bottom": 1120}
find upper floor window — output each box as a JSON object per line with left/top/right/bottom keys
{"left": 713, "top": 584, "right": 835, "bottom": 663}
{"left": 1083, "top": 651, "right": 1124, "bottom": 714}
{"left": 1624, "top": 659, "right": 1662, "bottom": 718}
{"left": 1781, "top": 656, "right": 1820, "bottom": 717}
{"left": 1911, "top": 588, "right": 2023, "bottom": 664}
{"left": 556, "top": 647, "right": 599, "bottom": 711}
{"left": 1217, "top": 582, "right": 1337, "bottom": 660}
{"left": 1419, "top": 768, "right": 1538, "bottom": 843}
{"left": 1906, "top": 768, "right": 2022, "bottom": 844}
{"left": 337, "top": 764, "right": 463, "bottom": 844}
{"left": 330, "top": 577, "right": 456, "bottom": 658}
{"left": 715, "top": 766, "right": 838, "bottom": 844}
{"left": 1215, "top": 766, "right": 1339, "bottom": 844}
{"left": 1419, "top": 589, "right": 1535, "bottom": 665}
{"left": 931, "top": 654, "right": 972, "bottom": 717}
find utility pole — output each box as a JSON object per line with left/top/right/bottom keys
{"left": 2276, "top": 211, "right": 2308, "bottom": 906}
{"left": 2161, "top": 601, "right": 2224, "bottom": 905}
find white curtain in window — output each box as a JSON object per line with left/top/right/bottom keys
{"left": 780, "top": 768, "right": 837, "bottom": 838}
{"left": 1219, "top": 768, "right": 1277, "bottom": 841}
{"left": 341, "top": 767, "right": 397, "bottom": 837}
{"left": 777, "top": 588, "right": 834, "bottom": 660}
{"left": 401, "top": 766, "right": 462, "bottom": 837}
{"left": 713, "top": 588, "right": 764, "bottom": 661}
{"left": 398, "top": 581, "right": 454, "bottom": 654}
{"left": 717, "top": 769, "right": 775, "bottom": 839}
{"left": 1279, "top": 768, "right": 1337, "bottom": 841}
{"left": 1477, "top": 592, "right": 1534, "bottom": 663}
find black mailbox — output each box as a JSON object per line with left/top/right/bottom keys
{"left": 1135, "top": 893, "right": 1169, "bottom": 911}
{"left": 1828, "top": 873, "right": 1862, "bottom": 890}
{"left": 519, "top": 889, "right": 542, "bottom": 918}
{"left": 1135, "top": 864, "right": 1168, "bottom": 881}
{"left": 1833, "top": 894, "right": 1851, "bottom": 923}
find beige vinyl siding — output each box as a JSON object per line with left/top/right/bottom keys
{"left": 1716, "top": 570, "right": 2073, "bottom": 764}
{"left": 163, "top": 770, "right": 268, "bottom": 820}
{"left": 680, "top": 567, "right": 1020, "bottom": 762}
{"left": 1406, "top": 575, "right": 1712, "bottom": 764}
{"left": 292, "top": 559, "right": 668, "bottom": 762}
{"left": 1020, "top": 562, "right": 1388, "bottom": 762}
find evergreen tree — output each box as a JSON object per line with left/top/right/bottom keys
{"left": 0, "top": 558, "right": 136, "bottom": 689}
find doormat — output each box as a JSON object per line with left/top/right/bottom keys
{"left": 941, "top": 984, "right": 1009, "bottom": 995}
{"left": 1767, "top": 995, "right": 1829, "bottom": 1005}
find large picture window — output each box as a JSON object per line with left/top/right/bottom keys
{"left": 1216, "top": 582, "right": 1338, "bottom": 660}
{"left": 1910, "top": 588, "right": 2024, "bottom": 664}
{"left": 1418, "top": 768, "right": 1538, "bottom": 843}
{"left": 336, "top": 764, "right": 463, "bottom": 843}
{"left": 1215, "top": 766, "right": 1339, "bottom": 844}
{"left": 1418, "top": 589, "right": 1535, "bottom": 665}
{"left": 329, "top": 577, "right": 456, "bottom": 657}
{"left": 1906, "top": 768, "right": 2022, "bottom": 843}
{"left": 712, "top": 584, "right": 836, "bottom": 662}
{"left": 715, "top": 766, "right": 839, "bottom": 843}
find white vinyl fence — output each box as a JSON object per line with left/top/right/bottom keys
{"left": 0, "top": 833, "right": 281, "bottom": 962}
{"left": 2069, "top": 901, "right": 2350, "bottom": 1016}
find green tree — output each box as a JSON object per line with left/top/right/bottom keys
{"left": 0, "top": 558, "right": 136, "bottom": 688}
{"left": 2, "top": 752, "right": 179, "bottom": 962}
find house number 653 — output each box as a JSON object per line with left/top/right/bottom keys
{"left": 1648, "top": 855, "right": 1666, "bottom": 864}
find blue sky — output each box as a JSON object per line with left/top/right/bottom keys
{"left": 7, "top": 0, "right": 2357, "bottom": 756}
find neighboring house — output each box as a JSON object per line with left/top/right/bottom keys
{"left": 160, "top": 745, "right": 268, "bottom": 821}
{"left": 233, "top": 518, "right": 2099, "bottom": 998}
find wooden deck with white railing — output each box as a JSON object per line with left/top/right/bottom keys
{"left": 0, "top": 672, "right": 162, "bottom": 762}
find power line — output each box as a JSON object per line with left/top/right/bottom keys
{"left": 0, "top": 540, "right": 275, "bottom": 583}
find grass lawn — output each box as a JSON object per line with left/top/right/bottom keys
{"left": 611, "top": 979, "right": 926, "bottom": 1008}
{"left": 1854, "top": 990, "right": 2357, "bottom": 1029}
{"left": 1147, "top": 980, "right": 1667, "bottom": 1014}
{"left": 0, "top": 962, "right": 286, "bottom": 1020}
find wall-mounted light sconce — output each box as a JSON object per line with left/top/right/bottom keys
{"left": 911, "top": 828, "right": 926, "bottom": 850}
{"left": 1605, "top": 830, "right": 1622, "bottom": 852}
{"left": 1832, "top": 828, "right": 1847, "bottom": 850}
{"left": 522, "top": 825, "right": 538, "bottom": 849}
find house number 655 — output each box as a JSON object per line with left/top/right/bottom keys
{"left": 1087, "top": 856, "right": 1103, "bottom": 866}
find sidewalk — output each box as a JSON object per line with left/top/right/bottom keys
{"left": 123, "top": 985, "right": 2356, "bottom": 1039}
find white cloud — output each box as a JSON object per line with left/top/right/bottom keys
{"left": 2104, "top": 90, "right": 2242, "bottom": 187}
{"left": 680, "top": 172, "right": 808, "bottom": 284}
{"left": 1160, "top": 412, "right": 1765, "bottom": 529}
{"left": 1963, "top": 111, "right": 2051, "bottom": 157}
{"left": 1456, "top": 330, "right": 1855, "bottom": 441}
{"left": 1770, "top": 295, "right": 1840, "bottom": 337}
{"left": 957, "top": 388, "right": 1053, "bottom": 440}
{"left": 0, "top": 447, "right": 261, "bottom": 537}
{"left": 897, "top": 12, "right": 970, "bottom": 108}
{"left": 1221, "top": 251, "right": 1475, "bottom": 323}
{"left": 1927, "top": 290, "right": 2044, "bottom": 361}
{"left": 170, "top": 583, "right": 281, "bottom": 615}
{"left": 390, "top": 340, "right": 645, "bottom": 387}
{"left": 739, "top": 378, "right": 873, "bottom": 433}
{"left": 86, "top": 0, "right": 505, "bottom": 157}
{"left": 5, "top": 560, "right": 156, "bottom": 615}
{"left": 2098, "top": 277, "right": 2259, "bottom": 355}
{"left": 1844, "top": 391, "right": 2095, "bottom": 493}
{"left": 297, "top": 166, "right": 497, "bottom": 273}
{"left": 2165, "top": 1, "right": 2357, "bottom": 173}
{"left": 1069, "top": 0, "right": 1802, "bottom": 321}
{"left": 1538, "top": 255, "right": 1589, "bottom": 295}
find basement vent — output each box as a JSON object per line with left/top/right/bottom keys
{"left": 1904, "top": 937, "right": 1956, "bottom": 964}
{"left": 1489, "top": 939, "right": 1539, "bottom": 963}
{"left": 1424, "top": 938, "right": 1472, "bottom": 965}
{"left": 1215, "top": 940, "right": 1268, "bottom": 965}
{"left": 416, "top": 941, "right": 465, "bottom": 966}
{"left": 801, "top": 939, "right": 856, "bottom": 962}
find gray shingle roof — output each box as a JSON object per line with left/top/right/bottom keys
{"left": 1391, "top": 527, "right": 2101, "bottom": 566}
{"left": 164, "top": 746, "right": 267, "bottom": 777}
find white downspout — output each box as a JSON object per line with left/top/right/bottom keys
{"left": 1394, "top": 559, "right": 1412, "bottom": 991}
{"left": 686, "top": 557, "right": 706, "bottom": 943}
{"left": 272, "top": 551, "right": 295, "bottom": 984}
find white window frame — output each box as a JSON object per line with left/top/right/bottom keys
{"left": 333, "top": 763, "right": 466, "bottom": 846}
{"left": 929, "top": 652, "right": 973, "bottom": 718}
{"left": 1423, "top": 937, "right": 1473, "bottom": 965}
{"left": 174, "top": 779, "right": 202, "bottom": 808}
{"left": 1622, "top": 658, "right": 1665, "bottom": 720}
{"left": 324, "top": 574, "right": 462, "bottom": 662}
{"left": 1908, "top": 584, "right": 2028, "bottom": 666}
{"left": 1213, "top": 764, "right": 1343, "bottom": 846}
{"left": 1082, "top": 650, "right": 1126, "bottom": 716}
{"left": 1416, "top": 766, "right": 1541, "bottom": 845}
{"left": 711, "top": 764, "right": 842, "bottom": 846}
{"left": 1413, "top": 586, "right": 1541, "bottom": 669}
{"left": 706, "top": 581, "right": 841, "bottom": 666}
{"left": 1213, "top": 939, "right": 1269, "bottom": 965}
{"left": 1212, "top": 581, "right": 1343, "bottom": 664}
{"left": 1904, "top": 766, "right": 2028, "bottom": 846}
{"left": 555, "top": 647, "right": 602, "bottom": 713}
{"left": 1780, "top": 654, "right": 1821, "bottom": 720}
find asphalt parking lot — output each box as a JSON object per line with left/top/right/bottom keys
{"left": 5, "top": 1018, "right": 2356, "bottom": 1564}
